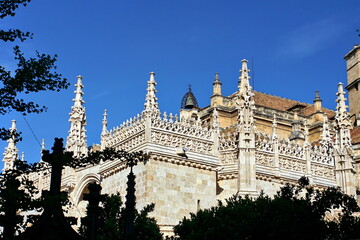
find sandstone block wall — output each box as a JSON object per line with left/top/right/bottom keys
{"left": 144, "top": 159, "right": 217, "bottom": 226}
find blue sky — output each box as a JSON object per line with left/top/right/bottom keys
{"left": 1, "top": 0, "right": 360, "bottom": 167}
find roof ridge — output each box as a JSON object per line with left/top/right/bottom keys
{"left": 253, "top": 90, "right": 309, "bottom": 106}
{"left": 254, "top": 90, "right": 335, "bottom": 113}
{"left": 229, "top": 89, "right": 335, "bottom": 113}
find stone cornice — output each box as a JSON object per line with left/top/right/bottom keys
{"left": 345, "top": 78, "right": 360, "bottom": 91}
{"left": 150, "top": 152, "right": 221, "bottom": 171}
{"left": 99, "top": 159, "right": 128, "bottom": 178}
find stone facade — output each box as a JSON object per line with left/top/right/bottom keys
{"left": 4, "top": 46, "right": 360, "bottom": 234}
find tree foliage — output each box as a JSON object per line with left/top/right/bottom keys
{"left": 0, "top": 159, "right": 43, "bottom": 239}
{"left": 80, "top": 192, "right": 163, "bottom": 240}
{"left": 0, "top": 0, "right": 68, "bottom": 141}
{"left": 171, "top": 177, "right": 360, "bottom": 240}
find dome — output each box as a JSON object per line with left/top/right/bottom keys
{"left": 181, "top": 86, "right": 198, "bottom": 109}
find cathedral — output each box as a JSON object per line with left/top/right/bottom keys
{"left": 3, "top": 45, "right": 360, "bottom": 234}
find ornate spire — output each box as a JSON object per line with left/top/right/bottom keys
{"left": 237, "top": 59, "right": 256, "bottom": 133}
{"left": 212, "top": 73, "right": 222, "bottom": 96}
{"left": 333, "top": 82, "right": 355, "bottom": 195}
{"left": 102, "top": 109, "right": 108, "bottom": 135}
{"left": 212, "top": 104, "right": 220, "bottom": 131}
{"left": 40, "top": 139, "right": 45, "bottom": 161}
{"left": 335, "top": 83, "right": 351, "bottom": 127}
{"left": 236, "top": 60, "right": 257, "bottom": 196}
{"left": 238, "top": 59, "right": 251, "bottom": 96}
{"left": 74, "top": 75, "right": 84, "bottom": 107}
{"left": 334, "top": 82, "right": 352, "bottom": 148}
{"left": 144, "top": 72, "right": 159, "bottom": 112}
{"left": 41, "top": 139, "right": 45, "bottom": 151}
{"left": 321, "top": 114, "right": 332, "bottom": 144}
{"left": 2, "top": 120, "right": 19, "bottom": 171}
{"left": 66, "top": 75, "right": 88, "bottom": 157}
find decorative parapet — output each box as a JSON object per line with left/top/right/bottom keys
{"left": 103, "top": 110, "right": 214, "bottom": 155}
{"left": 278, "top": 139, "right": 304, "bottom": 159}
{"left": 311, "top": 163, "right": 335, "bottom": 179}
{"left": 102, "top": 114, "right": 145, "bottom": 151}
{"left": 219, "top": 130, "right": 238, "bottom": 151}
{"left": 255, "top": 133, "right": 274, "bottom": 152}
{"left": 279, "top": 156, "right": 306, "bottom": 172}
{"left": 310, "top": 145, "right": 334, "bottom": 165}
{"left": 219, "top": 130, "right": 238, "bottom": 165}
{"left": 255, "top": 151, "right": 274, "bottom": 167}
{"left": 151, "top": 112, "right": 212, "bottom": 140}
{"left": 220, "top": 151, "right": 238, "bottom": 164}
{"left": 27, "top": 167, "right": 51, "bottom": 192}
{"left": 150, "top": 112, "right": 214, "bottom": 155}
{"left": 151, "top": 130, "right": 213, "bottom": 155}
{"left": 253, "top": 132, "right": 335, "bottom": 180}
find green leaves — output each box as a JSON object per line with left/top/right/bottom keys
{"left": 0, "top": 29, "right": 32, "bottom": 42}
{"left": 173, "top": 177, "right": 360, "bottom": 240}
{"left": 80, "top": 193, "right": 162, "bottom": 240}
{"left": 0, "top": 159, "right": 43, "bottom": 238}
{"left": 0, "top": 0, "right": 68, "bottom": 141}
{"left": 0, "top": 0, "right": 31, "bottom": 19}
{"left": 0, "top": 46, "right": 68, "bottom": 117}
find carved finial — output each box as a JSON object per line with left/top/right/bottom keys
{"left": 40, "top": 138, "right": 45, "bottom": 156}
{"left": 40, "top": 139, "right": 45, "bottom": 161}
{"left": 335, "top": 83, "right": 349, "bottom": 122}
{"left": 102, "top": 109, "right": 108, "bottom": 135}
{"left": 74, "top": 75, "right": 85, "bottom": 107}
{"left": 21, "top": 152, "right": 25, "bottom": 161}
{"left": 212, "top": 104, "right": 220, "bottom": 130}
{"left": 237, "top": 59, "right": 255, "bottom": 133}
{"left": 2, "top": 120, "right": 19, "bottom": 171}
{"left": 321, "top": 114, "right": 331, "bottom": 144}
{"left": 214, "top": 73, "right": 220, "bottom": 82}
{"left": 169, "top": 113, "right": 173, "bottom": 123}
{"left": 238, "top": 59, "right": 251, "bottom": 94}
{"left": 41, "top": 139, "right": 45, "bottom": 150}
{"left": 66, "top": 75, "right": 88, "bottom": 157}
{"left": 149, "top": 72, "right": 155, "bottom": 83}
{"left": 334, "top": 82, "right": 352, "bottom": 148}
{"left": 144, "top": 72, "right": 159, "bottom": 112}
{"left": 213, "top": 73, "right": 222, "bottom": 96}
{"left": 10, "top": 120, "right": 16, "bottom": 132}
